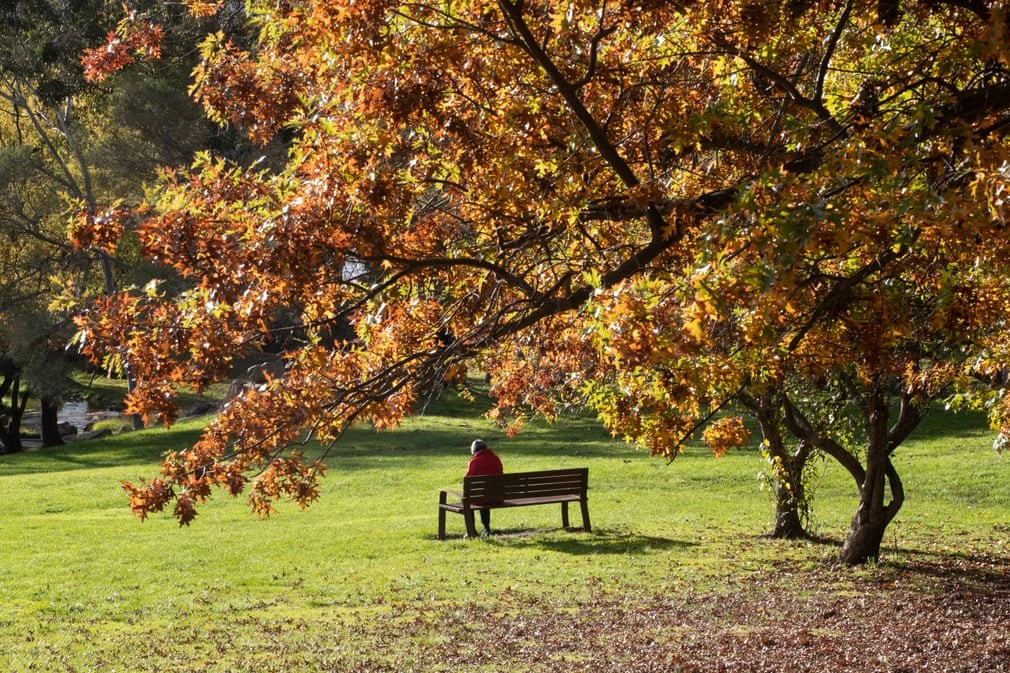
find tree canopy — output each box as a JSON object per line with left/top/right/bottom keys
{"left": 74, "top": 0, "right": 1010, "bottom": 563}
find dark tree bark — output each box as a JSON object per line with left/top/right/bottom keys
{"left": 0, "top": 369, "right": 27, "bottom": 454}
{"left": 777, "top": 381, "right": 923, "bottom": 564}
{"left": 742, "top": 391, "right": 811, "bottom": 539}
{"left": 40, "top": 396, "right": 65, "bottom": 447}
{"left": 840, "top": 456, "right": 905, "bottom": 563}
{"left": 838, "top": 386, "right": 918, "bottom": 565}
{"left": 770, "top": 452, "right": 810, "bottom": 539}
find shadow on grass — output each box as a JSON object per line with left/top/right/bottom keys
{"left": 479, "top": 528, "right": 697, "bottom": 555}
{"left": 1, "top": 381, "right": 712, "bottom": 477}
{"left": 0, "top": 422, "right": 205, "bottom": 476}
{"left": 912, "top": 407, "right": 991, "bottom": 442}
{"left": 887, "top": 547, "right": 1010, "bottom": 592}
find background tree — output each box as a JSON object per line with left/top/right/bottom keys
{"left": 75, "top": 0, "right": 1010, "bottom": 564}
{"left": 0, "top": 0, "right": 111, "bottom": 450}
{"left": 0, "top": 0, "right": 260, "bottom": 451}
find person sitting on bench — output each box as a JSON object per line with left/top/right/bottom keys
{"left": 466, "top": 439, "right": 503, "bottom": 535}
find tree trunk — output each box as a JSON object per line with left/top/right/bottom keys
{"left": 0, "top": 374, "right": 27, "bottom": 454}
{"left": 772, "top": 479, "right": 807, "bottom": 539}
{"left": 0, "top": 417, "right": 16, "bottom": 453}
{"left": 40, "top": 396, "right": 65, "bottom": 447}
{"left": 774, "top": 379, "right": 921, "bottom": 564}
{"left": 767, "top": 441, "right": 812, "bottom": 539}
{"left": 743, "top": 391, "right": 811, "bottom": 539}
{"left": 840, "top": 454, "right": 904, "bottom": 564}
{"left": 839, "top": 389, "right": 906, "bottom": 565}
{"left": 839, "top": 462, "right": 898, "bottom": 564}
{"left": 840, "top": 508, "right": 888, "bottom": 564}
{"left": 0, "top": 424, "right": 22, "bottom": 453}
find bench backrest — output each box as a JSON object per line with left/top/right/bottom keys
{"left": 462, "top": 468, "right": 588, "bottom": 502}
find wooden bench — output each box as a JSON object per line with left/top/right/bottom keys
{"left": 437, "top": 468, "right": 591, "bottom": 539}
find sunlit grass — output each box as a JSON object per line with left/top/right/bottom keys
{"left": 0, "top": 379, "right": 1008, "bottom": 671}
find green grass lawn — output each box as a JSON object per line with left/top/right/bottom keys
{"left": 1, "top": 384, "right": 1009, "bottom": 671}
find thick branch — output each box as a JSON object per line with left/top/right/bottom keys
{"left": 496, "top": 0, "right": 672, "bottom": 241}
{"left": 815, "top": 0, "right": 853, "bottom": 103}
{"left": 883, "top": 457, "right": 904, "bottom": 523}
{"left": 787, "top": 245, "right": 905, "bottom": 351}
{"left": 887, "top": 391, "right": 923, "bottom": 454}
{"left": 781, "top": 393, "right": 866, "bottom": 486}
{"left": 573, "top": 23, "right": 617, "bottom": 90}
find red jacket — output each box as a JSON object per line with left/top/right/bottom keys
{"left": 466, "top": 449, "right": 503, "bottom": 477}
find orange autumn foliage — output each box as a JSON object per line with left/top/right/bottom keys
{"left": 74, "top": 0, "right": 1010, "bottom": 541}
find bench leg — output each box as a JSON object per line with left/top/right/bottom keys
{"left": 438, "top": 491, "right": 448, "bottom": 540}
{"left": 561, "top": 502, "right": 571, "bottom": 529}
{"left": 580, "top": 499, "right": 592, "bottom": 532}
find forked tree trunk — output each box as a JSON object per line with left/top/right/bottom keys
{"left": 764, "top": 432, "right": 810, "bottom": 540}
{"left": 839, "top": 394, "right": 907, "bottom": 565}
{"left": 840, "top": 450, "right": 905, "bottom": 564}
{"left": 843, "top": 478, "right": 883, "bottom": 563}
{"left": 772, "top": 477, "right": 807, "bottom": 539}
{"left": 776, "top": 381, "right": 921, "bottom": 565}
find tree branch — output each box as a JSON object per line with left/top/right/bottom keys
{"left": 781, "top": 392, "right": 866, "bottom": 486}
{"left": 787, "top": 244, "right": 905, "bottom": 352}
{"left": 573, "top": 23, "right": 617, "bottom": 90}
{"left": 712, "top": 35, "right": 844, "bottom": 137}
{"left": 815, "top": 0, "right": 853, "bottom": 104}
{"left": 496, "top": 0, "right": 673, "bottom": 241}
{"left": 887, "top": 391, "right": 923, "bottom": 454}
{"left": 883, "top": 457, "right": 904, "bottom": 523}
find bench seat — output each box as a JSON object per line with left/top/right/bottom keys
{"left": 438, "top": 468, "right": 591, "bottom": 539}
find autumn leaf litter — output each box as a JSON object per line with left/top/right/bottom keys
{"left": 301, "top": 555, "right": 1010, "bottom": 672}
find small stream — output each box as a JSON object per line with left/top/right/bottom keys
{"left": 58, "top": 400, "right": 92, "bottom": 431}
{"left": 22, "top": 400, "right": 119, "bottom": 436}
